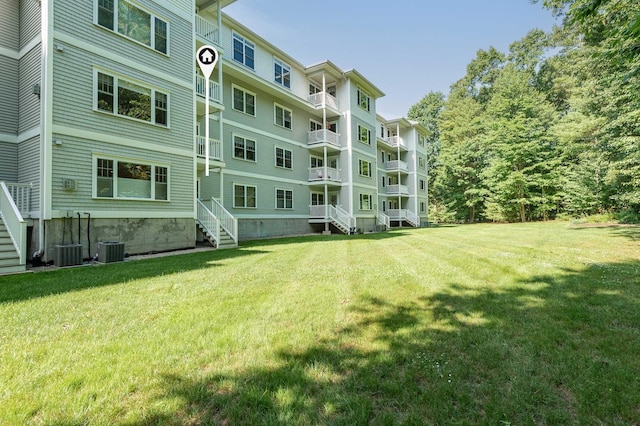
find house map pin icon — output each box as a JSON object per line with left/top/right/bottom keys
{"left": 196, "top": 45, "right": 218, "bottom": 79}
{"left": 196, "top": 45, "right": 218, "bottom": 177}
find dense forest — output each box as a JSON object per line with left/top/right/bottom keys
{"left": 408, "top": 0, "right": 640, "bottom": 223}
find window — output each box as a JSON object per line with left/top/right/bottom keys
{"left": 233, "top": 32, "right": 255, "bottom": 69}
{"left": 233, "top": 135, "right": 256, "bottom": 161}
{"left": 419, "top": 156, "right": 426, "bottom": 169}
{"left": 381, "top": 175, "right": 386, "bottom": 188}
{"left": 420, "top": 202, "right": 427, "bottom": 213}
{"left": 359, "top": 194, "right": 372, "bottom": 210}
{"left": 420, "top": 179, "right": 426, "bottom": 191}
{"left": 358, "top": 159, "right": 372, "bottom": 177}
{"left": 418, "top": 134, "right": 426, "bottom": 146}
{"left": 310, "top": 119, "right": 322, "bottom": 132}
{"left": 357, "top": 87, "right": 371, "bottom": 112}
{"left": 276, "top": 189, "right": 293, "bottom": 209}
{"left": 232, "top": 85, "right": 255, "bottom": 116}
{"left": 96, "top": 71, "right": 168, "bottom": 126}
{"left": 274, "top": 104, "right": 292, "bottom": 129}
{"left": 311, "top": 192, "right": 324, "bottom": 205}
{"left": 358, "top": 125, "right": 371, "bottom": 145}
{"left": 95, "top": 157, "right": 168, "bottom": 200}
{"left": 96, "top": 0, "right": 168, "bottom": 54}
{"left": 275, "top": 147, "right": 292, "bottom": 169}
{"left": 274, "top": 58, "right": 291, "bottom": 88}
{"left": 234, "top": 184, "right": 256, "bottom": 208}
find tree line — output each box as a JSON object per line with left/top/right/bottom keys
{"left": 409, "top": 0, "right": 640, "bottom": 223}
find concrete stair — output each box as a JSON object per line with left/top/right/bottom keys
{"left": 0, "top": 222, "right": 25, "bottom": 275}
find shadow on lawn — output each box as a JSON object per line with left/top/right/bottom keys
{"left": 136, "top": 260, "right": 640, "bottom": 425}
{"left": 0, "top": 231, "right": 409, "bottom": 304}
{"left": 0, "top": 247, "right": 267, "bottom": 304}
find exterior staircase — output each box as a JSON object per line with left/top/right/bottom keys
{"left": 0, "top": 221, "right": 25, "bottom": 275}
{"left": 196, "top": 198, "right": 238, "bottom": 249}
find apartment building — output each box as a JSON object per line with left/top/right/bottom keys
{"left": 0, "top": 0, "right": 429, "bottom": 274}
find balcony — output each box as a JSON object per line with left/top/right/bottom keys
{"left": 196, "top": 136, "right": 222, "bottom": 160}
{"left": 379, "top": 135, "right": 407, "bottom": 151}
{"left": 386, "top": 184, "right": 409, "bottom": 196}
{"left": 196, "top": 72, "right": 221, "bottom": 104}
{"left": 385, "top": 160, "right": 409, "bottom": 173}
{"left": 195, "top": 15, "right": 219, "bottom": 45}
{"left": 308, "top": 129, "right": 340, "bottom": 149}
{"left": 309, "top": 167, "right": 341, "bottom": 183}
{"left": 308, "top": 92, "right": 339, "bottom": 111}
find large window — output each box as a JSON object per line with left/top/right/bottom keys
{"left": 357, "top": 87, "right": 371, "bottom": 112}
{"left": 359, "top": 194, "right": 372, "bottom": 210}
{"left": 232, "top": 85, "right": 256, "bottom": 116}
{"left": 96, "top": 157, "right": 168, "bottom": 200}
{"left": 275, "top": 147, "right": 292, "bottom": 169}
{"left": 274, "top": 104, "right": 292, "bottom": 129}
{"left": 276, "top": 189, "right": 293, "bottom": 209}
{"left": 358, "top": 159, "right": 372, "bottom": 177}
{"left": 233, "top": 32, "right": 255, "bottom": 69}
{"left": 96, "top": 71, "right": 168, "bottom": 126}
{"left": 233, "top": 135, "right": 256, "bottom": 161}
{"left": 234, "top": 184, "right": 256, "bottom": 208}
{"left": 97, "top": 0, "right": 168, "bottom": 54}
{"left": 274, "top": 58, "right": 291, "bottom": 88}
{"left": 358, "top": 125, "right": 371, "bottom": 145}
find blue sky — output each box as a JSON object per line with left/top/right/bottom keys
{"left": 224, "top": 1, "right": 560, "bottom": 118}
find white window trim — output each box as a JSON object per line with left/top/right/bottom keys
{"left": 231, "top": 84, "right": 256, "bottom": 117}
{"left": 274, "top": 103, "right": 292, "bottom": 130}
{"left": 359, "top": 193, "right": 373, "bottom": 210}
{"left": 420, "top": 179, "right": 426, "bottom": 191}
{"left": 233, "top": 183, "right": 257, "bottom": 208}
{"left": 357, "top": 87, "right": 371, "bottom": 112}
{"left": 232, "top": 134, "right": 257, "bottom": 162}
{"left": 94, "top": 0, "right": 170, "bottom": 56}
{"left": 232, "top": 32, "right": 255, "bottom": 70}
{"left": 275, "top": 188, "right": 294, "bottom": 210}
{"left": 419, "top": 156, "right": 426, "bottom": 169}
{"left": 93, "top": 68, "right": 170, "bottom": 127}
{"left": 273, "top": 57, "right": 291, "bottom": 89}
{"left": 358, "top": 124, "right": 371, "bottom": 145}
{"left": 274, "top": 146, "right": 293, "bottom": 170}
{"left": 92, "top": 154, "right": 170, "bottom": 201}
{"left": 358, "top": 159, "right": 372, "bottom": 178}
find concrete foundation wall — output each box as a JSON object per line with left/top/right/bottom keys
{"left": 36, "top": 217, "right": 195, "bottom": 262}
{"left": 355, "top": 217, "right": 378, "bottom": 234}
{"left": 238, "top": 218, "right": 315, "bottom": 241}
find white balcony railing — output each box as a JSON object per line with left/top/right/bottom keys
{"left": 308, "top": 92, "right": 339, "bottom": 110}
{"left": 385, "top": 160, "right": 409, "bottom": 173}
{"left": 308, "top": 129, "right": 340, "bottom": 148}
{"left": 308, "top": 167, "right": 341, "bottom": 182}
{"left": 381, "top": 135, "right": 407, "bottom": 150}
{"left": 196, "top": 73, "right": 221, "bottom": 103}
{"left": 195, "top": 15, "right": 219, "bottom": 45}
{"left": 386, "top": 184, "right": 409, "bottom": 195}
{"left": 196, "top": 136, "right": 222, "bottom": 160}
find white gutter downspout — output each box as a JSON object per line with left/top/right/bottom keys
{"left": 345, "top": 77, "right": 353, "bottom": 218}
{"left": 38, "top": 0, "right": 53, "bottom": 258}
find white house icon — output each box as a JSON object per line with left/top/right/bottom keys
{"left": 200, "top": 49, "right": 215, "bottom": 64}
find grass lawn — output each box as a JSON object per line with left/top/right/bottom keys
{"left": 1, "top": 222, "right": 640, "bottom": 425}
